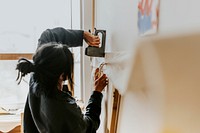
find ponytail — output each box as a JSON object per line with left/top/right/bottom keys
{"left": 16, "top": 58, "right": 35, "bottom": 84}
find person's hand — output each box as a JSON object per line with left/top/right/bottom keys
{"left": 94, "top": 68, "right": 108, "bottom": 92}
{"left": 83, "top": 31, "right": 100, "bottom": 47}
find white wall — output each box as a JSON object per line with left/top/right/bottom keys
{"left": 96, "top": 0, "right": 200, "bottom": 52}
{"left": 159, "top": 0, "right": 200, "bottom": 33}
{"left": 94, "top": 0, "right": 200, "bottom": 133}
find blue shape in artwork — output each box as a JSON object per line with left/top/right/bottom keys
{"left": 138, "top": 11, "right": 152, "bottom": 35}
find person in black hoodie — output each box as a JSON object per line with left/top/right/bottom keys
{"left": 16, "top": 27, "right": 108, "bottom": 133}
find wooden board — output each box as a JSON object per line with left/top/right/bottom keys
{"left": 0, "top": 53, "right": 33, "bottom": 60}
{"left": 110, "top": 89, "right": 121, "bottom": 133}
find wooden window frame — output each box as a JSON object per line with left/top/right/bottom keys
{"left": 0, "top": 53, "right": 33, "bottom": 60}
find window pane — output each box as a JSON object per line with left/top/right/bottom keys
{"left": 0, "top": 0, "right": 71, "bottom": 53}
{"left": 73, "top": 47, "right": 81, "bottom": 100}
{"left": 0, "top": 60, "right": 29, "bottom": 109}
{"left": 0, "top": 0, "right": 82, "bottom": 110}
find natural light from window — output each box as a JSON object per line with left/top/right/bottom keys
{"left": 0, "top": 0, "right": 81, "bottom": 111}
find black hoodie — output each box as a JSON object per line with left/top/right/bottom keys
{"left": 23, "top": 27, "right": 103, "bottom": 133}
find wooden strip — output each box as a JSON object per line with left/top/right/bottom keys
{"left": 92, "top": 0, "right": 95, "bottom": 32}
{"left": 110, "top": 89, "right": 121, "bottom": 133}
{"left": 0, "top": 53, "right": 33, "bottom": 60}
{"left": 7, "top": 125, "right": 21, "bottom": 133}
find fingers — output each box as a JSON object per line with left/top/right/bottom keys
{"left": 101, "top": 74, "right": 108, "bottom": 82}
{"left": 84, "top": 31, "right": 100, "bottom": 47}
{"left": 88, "top": 37, "right": 100, "bottom": 47}
{"left": 95, "top": 74, "right": 108, "bottom": 87}
{"left": 98, "top": 74, "right": 107, "bottom": 82}
{"left": 94, "top": 67, "right": 108, "bottom": 92}
{"left": 94, "top": 68, "right": 100, "bottom": 80}
{"left": 100, "top": 75, "right": 109, "bottom": 86}
{"left": 95, "top": 68, "right": 99, "bottom": 74}
{"left": 94, "top": 76, "right": 108, "bottom": 92}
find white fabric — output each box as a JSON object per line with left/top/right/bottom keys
{"left": 104, "top": 52, "right": 133, "bottom": 95}
{"left": 90, "top": 51, "right": 133, "bottom": 95}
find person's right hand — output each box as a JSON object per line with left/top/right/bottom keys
{"left": 83, "top": 31, "right": 100, "bottom": 47}
{"left": 94, "top": 68, "right": 108, "bottom": 92}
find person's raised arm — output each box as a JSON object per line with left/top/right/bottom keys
{"left": 37, "top": 27, "right": 100, "bottom": 48}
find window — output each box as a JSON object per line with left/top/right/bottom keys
{"left": 0, "top": 0, "right": 82, "bottom": 111}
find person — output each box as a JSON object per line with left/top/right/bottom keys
{"left": 16, "top": 27, "right": 108, "bottom": 133}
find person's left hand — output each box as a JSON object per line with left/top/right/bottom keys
{"left": 83, "top": 31, "right": 100, "bottom": 47}
{"left": 94, "top": 68, "right": 108, "bottom": 93}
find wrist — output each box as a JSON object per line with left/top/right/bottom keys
{"left": 83, "top": 31, "right": 88, "bottom": 40}
{"left": 94, "top": 89, "right": 102, "bottom": 93}
{"left": 93, "top": 90, "right": 102, "bottom": 94}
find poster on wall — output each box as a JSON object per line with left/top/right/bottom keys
{"left": 138, "top": 0, "right": 160, "bottom": 36}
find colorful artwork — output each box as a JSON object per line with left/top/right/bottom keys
{"left": 138, "top": 0, "right": 160, "bottom": 36}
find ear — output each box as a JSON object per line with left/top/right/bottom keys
{"left": 59, "top": 73, "right": 64, "bottom": 81}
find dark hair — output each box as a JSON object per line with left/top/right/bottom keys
{"left": 16, "top": 43, "right": 74, "bottom": 96}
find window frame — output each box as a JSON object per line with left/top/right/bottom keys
{"left": 0, "top": 53, "right": 33, "bottom": 60}
{"left": 0, "top": 0, "right": 83, "bottom": 104}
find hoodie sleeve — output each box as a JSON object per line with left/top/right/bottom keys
{"left": 37, "top": 27, "right": 84, "bottom": 48}
{"left": 84, "top": 91, "right": 103, "bottom": 132}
